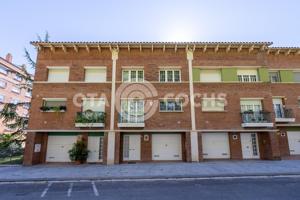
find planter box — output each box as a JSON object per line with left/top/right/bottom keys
{"left": 75, "top": 123, "right": 105, "bottom": 128}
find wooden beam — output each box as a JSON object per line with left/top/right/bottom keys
{"left": 238, "top": 45, "right": 243, "bottom": 52}
{"left": 203, "top": 45, "right": 207, "bottom": 53}
{"left": 61, "top": 45, "right": 67, "bottom": 53}
{"left": 109, "top": 44, "right": 112, "bottom": 52}
{"left": 296, "top": 50, "right": 300, "bottom": 55}
{"left": 275, "top": 49, "right": 280, "bottom": 55}
{"left": 174, "top": 44, "right": 177, "bottom": 52}
{"left": 267, "top": 49, "right": 271, "bottom": 54}
{"left": 50, "top": 44, "right": 55, "bottom": 52}
{"left": 73, "top": 45, "right": 78, "bottom": 53}
{"left": 85, "top": 45, "right": 90, "bottom": 53}
{"left": 193, "top": 44, "right": 196, "bottom": 51}
{"left": 163, "top": 44, "right": 165, "bottom": 52}
{"left": 249, "top": 45, "right": 254, "bottom": 53}
{"left": 214, "top": 44, "right": 219, "bottom": 53}
{"left": 260, "top": 45, "right": 266, "bottom": 51}
{"left": 97, "top": 44, "right": 101, "bottom": 53}
{"left": 140, "top": 44, "right": 142, "bottom": 52}
{"left": 226, "top": 45, "right": 231, "bottom": 53}
{"left": 152, "top": 44, "right": 154, "bottom": 52}
{"left": 127, "top": 44, "right": 130, "bottom": 52}
{"left": 285, "top": 49, "right": 291, "bottom": 56}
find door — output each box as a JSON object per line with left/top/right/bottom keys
{"left": 87, "top": 136, "right": 104, "bottom": 162}
{"left": 202, "top": 133, "right": 230, "bottom": 159}
{"left": 46, "top": 136, "right": 77, "bottom": 162}
{"left": 241, "top": 133, "right": 260, "bottom": 159}
{"left": 123, "top": 135, "right": 141, "bottom": 161}
{"left": 287, "top": 132, "right": 300, "bottom": 155}
{"left": 152, "top": 134, "right": 182, "bottom": 161}
{"left": 273, "top": 98, "right": 284, "bottom": 118}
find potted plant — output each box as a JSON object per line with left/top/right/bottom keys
{"left": 68, "top": 140, "right": 89, "bottom": 164}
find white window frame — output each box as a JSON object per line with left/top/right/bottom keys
{"left": 42, "top": 98, "right": 67, "bottom": 107}
{"left": 11, "top": 98, "right": 19, "bottom": 105}
{"left": 159, "top": 69, "right": 181, "bottom": 82}
{"left": 14, "top": 74, "right": 22, "bottom": 82}
{"left": 0, "top": 65, "right": 8, "bottom": 75}
{"left": 201, "top": 98, "right": 226, "bottom": 112}
{"left": 0, "top": 95, "right": 5, "bottom": 103}
{"left": 240, "top": 99, "right": 263, "bottom": 112}
{"left": 159, "top": 99, "right": 183, "bottom": 112}
{"left": 120, "top": 99, "right": 144, "bottom": 123}
{"left": 47, "top": 66, "right": 70, "bottom": 82}
{"left": 0, "top": 79, "right": 6, "bottom": 88}
{"left": 84, "top": 66, "right": 107, "bottom": 83}
{"left": 82, "top": 98, "right": 105, "bottom": 112}
{"left": 11, "top": 87, "right": 21, "bottom": 94}
{"left": 122, "top": 69, "right": 144, "bottom": 82}
{"left": 237, "top": 69, "right": 259, "bottom": 82}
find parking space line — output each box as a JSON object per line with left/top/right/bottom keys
{"left": 67, "top": 182, "right": 73, "bottom": 197}
{"left": 91, "top": 181, "right": 99, "bottom": 196}
{"left": 41, "top": 182, "right": 52, "bottom": 198}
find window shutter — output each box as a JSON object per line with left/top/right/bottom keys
{"left": 48, "top": 68, "right": 69, "bottom": 82}
{"left": 85, "top": 68, "right": 106, "bottom": 82}
{"left": 200, "top": 70, "right": 221, "bottom": 82}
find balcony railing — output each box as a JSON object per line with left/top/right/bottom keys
{"left": 118, "top": 112, "right": 144, "bottom": 127}
{"left": 75, "top": 111, "right": 105, "bottom": 127}
{"left": 274, "top": 108, "right": 295, "bottom": 122}
{"left": 241, "top": 111, "right": 273, "bottom": 127}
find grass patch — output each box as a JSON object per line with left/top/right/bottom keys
{"left": 0, "top": 155, "right": 23, "bottom": 164}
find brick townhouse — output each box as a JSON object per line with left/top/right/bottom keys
{"left": 23, "top": 41, "right": 300, "bottom": 165}
{"left": 0, "top": 54, "right": 32, "bottom": 133}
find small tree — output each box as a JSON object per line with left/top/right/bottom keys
{"left": 68, "top": 141, "right": 89, "bottom": 164}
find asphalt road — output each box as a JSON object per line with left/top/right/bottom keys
{"left": 0, "top": 177, "right": 300, "bottom": 200}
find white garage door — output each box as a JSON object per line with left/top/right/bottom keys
{"left": 152, "top": 134, "right": 182, "bottom": 161}
{"left": 46, "top": 135, "right": 77, "bottom": 162}
{"left": 202, "top": 133, "right": 230, "bottom": 159}
{"left": 287, "top": 131, "right": 300, "bottom": 155}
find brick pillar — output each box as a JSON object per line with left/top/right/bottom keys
{"left": 102, "top": 132, "right": 109, "bottom": 165}
{"left": 258, "top": 132, "right": 281, "bottom": 160}
{"left": 185, "top": 132, "right": 192, "bottom": 162}
{"left": 229, "top": 132, "right": 242, "bottom": 160}
{"left": 114, "top": 132, "right": 121, "bottom": 164}
{"left": 23, "top": 132, "right": 36, "bottom": 166}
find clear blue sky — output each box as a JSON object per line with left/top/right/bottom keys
{"left": 1, "top": 0, "right": 300, "bottom": 70}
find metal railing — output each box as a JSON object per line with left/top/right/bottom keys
{"left": 241, "top": 111, "right": 272, "bottom": 123}
{"left": 274, "top": 108, "right": 294, "bottom": 119}
{"left": 75, "top": 111, "right": 106, "bottom": 123}
{"left": 118, "top": 112, "right": 144, "bottom": 123}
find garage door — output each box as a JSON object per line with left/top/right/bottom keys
{"left": 46, "top": 135, "right": 77, "bottom": 162}
{"left": 202, "top": 133, "right": 230, "bottom": 159}
{"left": 287, "top": 131, "right": 300, "bottom": 155}
{"left": 152, "top": 134, "right": 182, "bottom": 161}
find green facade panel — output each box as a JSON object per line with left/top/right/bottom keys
{"left": 192, "top": 68, "right": 201, "bottom": 82}
{"left": 258, "top": 67, "right": 270, "bottom": 82}
{"left": 280, "top": 70, "right": 294, "bottom": 82}
{"left": 221, "top": 68, "right": 238, "bottom": 82}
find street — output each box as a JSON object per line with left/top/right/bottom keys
{"left": 0, "top": 177, "right": 300, "bottom": 200}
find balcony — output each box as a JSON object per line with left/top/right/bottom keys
{"left": 75, "top": 111, "right": 105, "bottom": 128}
{"left": 117, "top": 113, "right": 145, "bottom": 128}
{"left": 274, "top": 108, "right": 295, "bottom": 123}
{"left": 241, "top": 111, "right": 273, "bottom": 128}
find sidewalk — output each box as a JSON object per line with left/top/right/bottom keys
{"left": 1, "top": 160, "right": 300, "bottom": 182}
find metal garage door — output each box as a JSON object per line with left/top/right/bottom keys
{"left": 287, "top": 131, "right": 300, "bottom": 155}
{"left": 46, "top": 135, "right": 77, "bottom": 162}
{"left": 152, "top": 134, "right": 182, "bottom": 161}
{"left": 202, "top": 133, "right": 230, "bottom": 159}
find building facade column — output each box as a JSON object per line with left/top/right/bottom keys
{"left": 107, "top": 48, "right": 118, "bottom": 165}
{"left": 187, "top": 49, "right": 199, "bottom": 162}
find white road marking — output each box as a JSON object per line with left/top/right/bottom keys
{"left": 67, "top": 182, "right": 73, "bottom": 197}
{"left": 41, "top": 182, "right": 52, "bottom": 198}
{"left": 91, "top": 181, "right": 99, "bottom": 196}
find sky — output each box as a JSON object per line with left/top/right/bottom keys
{"left": 1, "top": 0, "right": 300, "bottom": 72}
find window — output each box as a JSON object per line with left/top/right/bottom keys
{"left": 47, "top": 67, "right": 69, "bottom": 82}
{"left": 0, "top": 65, "right": 8, "bottom": 75}
{"left": 0, "top": 95, "right": 4, "bottom": 103}
{"left": 25, "top": 90, "right": 32, "bottom": 98}
{"left": 0, "top": 79, "right": 6, "bottom": 88}
{"left": 23, "top": 103, "right": 30, "bottom": 110}
{"left": 269, "top": 71, "right": 281, "bottom": 83}
{"left": 122, "top": 69, "right": 144, "bottom": 82}
{"left": 200, "top": 69, "right": 221, "bottom": 82}
{"left": 120, "top": 99, "right": 144, "bottom": 123}
{"left": 237, "top": 69, "right": 258, "bottom": 82}
{"left": 294, "top": 72, "right": 300, "bottom": 83}
{"left": 159, "top": 69, "right": 181, "bottom": 82}
{"left": 11, "top": 99, "right": 19, "bottom": 105}
{"left": 84, "top": 67, "right": 106, "bottom": 82}
{"left": 240, "top": 100, "right": 262, "bottom": 112}
{"left": 43, "top": 99, "right": 66, "bottom": 107}
{"left": 82, "top": 99, "right": 105, "bottom": 112}
{"left": 14, "top": 74, "right": 22, "bottom": 82}
{"left": 202, "top": 98, "right": 225, "bottom": 111}
{"left": 41, "top": 98, "right": 67, "bottom": 112}
{"left": 159, "top": 99, "right": 183, "bottom": 112}
{"left": 11, "top": 87, "right": 20, "bottom": 94}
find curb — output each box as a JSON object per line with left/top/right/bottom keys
{"left": 1, "top": 173, "right": 300, "bottom": 183}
